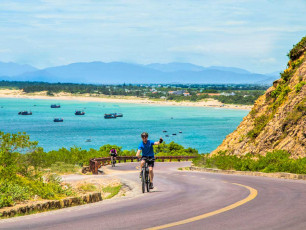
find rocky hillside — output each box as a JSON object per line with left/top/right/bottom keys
{"left": 212, "top": 37, "right": 306, "bottom": 158}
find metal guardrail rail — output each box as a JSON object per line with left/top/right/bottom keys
{"left": 89, "top": 156, "right": 196, "bottom": 174}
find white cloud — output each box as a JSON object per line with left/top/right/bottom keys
{"left": 259, "top": 58, "right": 277, "bottom": 64}
{"left": 0, "top": 0, "right": 305, "bottom": 73}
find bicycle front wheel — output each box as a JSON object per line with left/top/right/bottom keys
{"left": 142, "top": 169, "right": 146, "bottom": 193}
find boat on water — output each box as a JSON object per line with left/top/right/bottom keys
{"left": 172, "top": 133, "right": 177, "bottom": 136}
{"left": 104, "top": 113, "right": 116, "bottom": 119}
{"left": 115, "top": 113, "right": 123, "bottom": 117}
{"left": 51, "top": 104, "right": 61, "bottom": 108}
{"left": 179, "top": 131, "right": 182, "bottom": 133}
{"left": 86, "top": 139, "right": 92, "bottom": 142}
{"left": 163, "top": 130, "right": 167, "bottom": 133}
{"left": 165, "top": 135, "right": 169, "bottom": 137}
{"left": 53, "top": 118, "right": 63, "bottom": 122}
{"left": 18, "top": 111, "right": 32, "bottom": 115}
{"left": 75, "top": 110, "right": 85, "bottom": 115}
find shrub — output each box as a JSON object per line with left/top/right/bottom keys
{"left": 288, "top": 36, "right": 306, "bottom": 61}
{"left": 295, "top": 81, "right": 305, "bottom": 93}
{"left": 247, "top": 115, "right": 270, "bottom": 139}
{"left": 193, "top": 150, "right": 306, "bottom": 174}
{"left": 102, "top": 185, "right": 122, "bottom": 199}
{"left": 78, "top": 183, "right": 97, "bottom": 192}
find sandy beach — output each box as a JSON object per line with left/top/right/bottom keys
{"left": 0, "top": 89, "right": 252, "bottom": 110}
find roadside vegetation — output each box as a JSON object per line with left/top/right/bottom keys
{"left": 0, "top": 131, "right": 198, "bottom": 208}
{"left": 0, "top": 131, "right": 75, "bottom": 208}
{"left": 193, "top": 150, "right": 306, "bottom": 174}
{"left": 102, "top": 185, "right": 122, "bottom": 199}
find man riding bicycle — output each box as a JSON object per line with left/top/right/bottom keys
{"left": 109, "top": 148, "right": 118, "bottom": 164}
{"left": 136, "top": 132, "right": 163, "bottom": 189}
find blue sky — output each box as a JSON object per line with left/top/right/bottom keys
{"left": 0, "top": 0, "right": 305, "bottom": 73}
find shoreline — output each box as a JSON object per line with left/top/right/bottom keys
{"left": 0, "top": 89, "right": 252, "bottom": 110}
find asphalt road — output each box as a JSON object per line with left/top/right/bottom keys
{"left": 0, "top": 162, "right": 305, "bottom": 230}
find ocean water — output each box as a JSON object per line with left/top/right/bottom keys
{"left": 0, "top": 98, "right": 248, "bottom": 153}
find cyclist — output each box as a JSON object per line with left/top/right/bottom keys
{"left": 109, "top": 148, "right": 118, "bottom": 165}
{"left": 136, "top": 132, "right": 163, "bottom": 189}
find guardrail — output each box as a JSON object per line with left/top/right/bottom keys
{"left": 88, "top": 156, "right": 196, "bottom": 174}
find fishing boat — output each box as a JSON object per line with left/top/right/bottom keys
{"left": 115, "top": 113, "right": 123, "bottom": 117}
{"left": 172, "top": 133, "right": 177, "bottom": 136}
{"left": 163, "top": 130, "right": 167, "bottom": 133}
{"left": 53, "top": 118, "right": 63, "bottom": 122}
{"left": 51, "top": 104, "right": 61, "bottom": 108}
{"left": 75, "top": 110, "right": 85, "bottom": 115}
{"left": 179, "top": 131, "right": 182, "bottom": 133}
{"left": 104, "top": 113, "right": 116, "bottom": 119}
{"left": 18, "top": 111, "right": 32, "bottom": 115}
{"left": 86, "top": 139, "right": 92, "bottom": 142}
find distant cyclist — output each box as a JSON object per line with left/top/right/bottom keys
{"left": 109, "top": 148, "right": 118, "bottom": 165}
{"left": 136, "top": 132, "right": 163, "bottom": 189}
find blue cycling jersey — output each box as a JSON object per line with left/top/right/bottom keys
{"left": 138, "top": 140, "right": 155, "bottom": 157}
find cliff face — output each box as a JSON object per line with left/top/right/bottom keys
{"left": 212, "top": 37, "right": 306, "bottom": 158}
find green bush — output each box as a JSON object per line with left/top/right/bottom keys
{"left": 102, "top": 185, "right": 122, "bottom": 199}
{"left": 247, "top": 115, "right": 270, "bottom": 139}
{"left": 288, "top": 36, "right": 306, "bottom": 61}
{"left": 193, "top": 150, "right": 306, "bottom": 174}
{"left": 78, "top": 183, "right": 97, "bottom": 192}
{"left": 295, "top": 81, "right": 305, "bottom": 93}
{"left": 0, "top": 132, "right": 73, "bottom": 208}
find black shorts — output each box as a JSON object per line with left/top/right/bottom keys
{"left": 141, "top": 157, "right": 155, "bottom": 167}
{"left": 110, "top": 154, "right": 117, "bottom": 157}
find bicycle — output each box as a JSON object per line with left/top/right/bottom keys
{"left": 111, "top": 156, "right": 116, "bottom": 167}
{"left": 140, "top": 157, "right": 154, "bottom": 193}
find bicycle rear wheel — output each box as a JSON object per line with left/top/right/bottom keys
{"left": 142, "top": 169, "right": 146, "bottom": 193}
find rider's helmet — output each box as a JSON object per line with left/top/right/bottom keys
{"left": 141, "top": 132, "right": 149, "bottom": 138}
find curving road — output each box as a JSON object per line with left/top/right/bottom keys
{"left": 0, "top": 162, "right": 306, "bottom": 230}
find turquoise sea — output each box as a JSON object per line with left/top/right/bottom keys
{"left": 0, "top": 98, "right": 248, "bottom": 153}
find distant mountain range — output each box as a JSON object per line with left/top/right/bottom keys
{"left": 0, "top": 61, "right": 280, "bottom": 84}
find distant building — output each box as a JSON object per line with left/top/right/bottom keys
{"left": 168, "top": 90, "right": 185, "bottom": 95}
{"left": 220, "top": 92, "right": 236, "bottom": 96}
{"left": 183, "top": 92, "right": 190, "bottom": 96}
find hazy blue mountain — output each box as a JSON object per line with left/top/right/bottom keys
{"left": 265, "top": 71, "right": 281, "bottom": 77}
{"left": 15, "top": 62, "right": 164, "bottom": 84}
{"left": 207, "top": 66, "right": 250, "bottom": 74}
{"left": 146, "top": 62, "right": 205, "bottom": 72}
{"left": 0, "top": 61, "right": 273, "bottom": 84}
{"left": 0, "top": 62, "right": 37, "bottom": 76}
